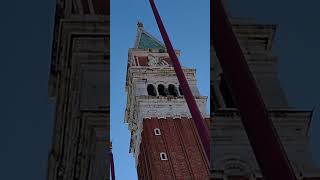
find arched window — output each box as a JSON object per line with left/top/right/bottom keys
{"left": 160, "top": 152, "right": 168, "bottom": 160}
{"left": 168, "top": 84, "right": 178, "bottom": 97}
{"left": 147, "top": 84, "right": 157, "bottom": 96}
{"left": 154, "top": 128, "right": 161, "bottom": 135}
{"left": 158, "top": 84, "right": 167, "bottom": 96}
{"left": 178, "top": 85, "right": 183, "bottom": 96}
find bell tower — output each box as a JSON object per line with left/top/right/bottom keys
{"left": 125, "top": 23, "right": 210, "bottom": 179}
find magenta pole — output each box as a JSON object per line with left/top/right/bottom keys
{"left": 110, "top": 151, "right": 115, "bottom": 180}
{"left": 212, "top": 0, "right": 297, "bottom": 179}
{"left": 148, "top": 0, "right": 210, "bottom": 160}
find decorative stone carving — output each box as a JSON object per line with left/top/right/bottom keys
{"left": 147, "top": 55, "right": 160, "bottom": 67}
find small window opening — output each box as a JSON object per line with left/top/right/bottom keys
{"left": 178, "top": 85, "right": 183, "bottom": 96}
{"left": 160, "top": 152, "right": 168, "bottom": 160}
{"left": 147, "top": 84, "right": 157, "bottom": 96}
{"left": 158, "top": 84, "right": 167, "bottom": 96}
{"left": 154, "top": 128, "right": 161, "bottom": 135}
{"left": 168, "top": 84, "right": 178, "bottom": 97}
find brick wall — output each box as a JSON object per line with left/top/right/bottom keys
{"left": 137, "top": 117, "right": 210, "bottom": 180}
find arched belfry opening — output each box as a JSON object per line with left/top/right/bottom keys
{"left": 158, "top": 84, "right": 167, "bottom": 96}
{"left": 147, "top": 84, "right": 157, "bottom": 96}
{"left": 168, "top": 84, "right": 178, "bottom": 97}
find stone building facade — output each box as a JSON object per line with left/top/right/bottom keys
{"left": 210, "top": 17, "right": 320, "bottom": 180}
{"left": 125, "top": 23, "right": 210, "bottom": 179}
{"left": 47, "top": 0, "right": 109, "bottom": 180}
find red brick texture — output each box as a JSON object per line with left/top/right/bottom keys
{"left": 134, "top": 56, "right": 173, "bottom": 67}
{"left": 137, "top": 56, "right": 149, "bottom": 66}
{"left": 137, "top": 117, "right": 210, "bottom": 180}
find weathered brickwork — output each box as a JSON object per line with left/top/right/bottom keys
{"left": 137, "top": 118, "right": 209, "bottom": 180}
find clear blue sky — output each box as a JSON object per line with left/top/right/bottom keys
{"left": 110, "top": 0, "right": 210, "bottom": 179}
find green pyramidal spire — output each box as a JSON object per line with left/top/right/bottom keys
{"left": 135, "top": 22, "right": 166, "bottom": 50}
